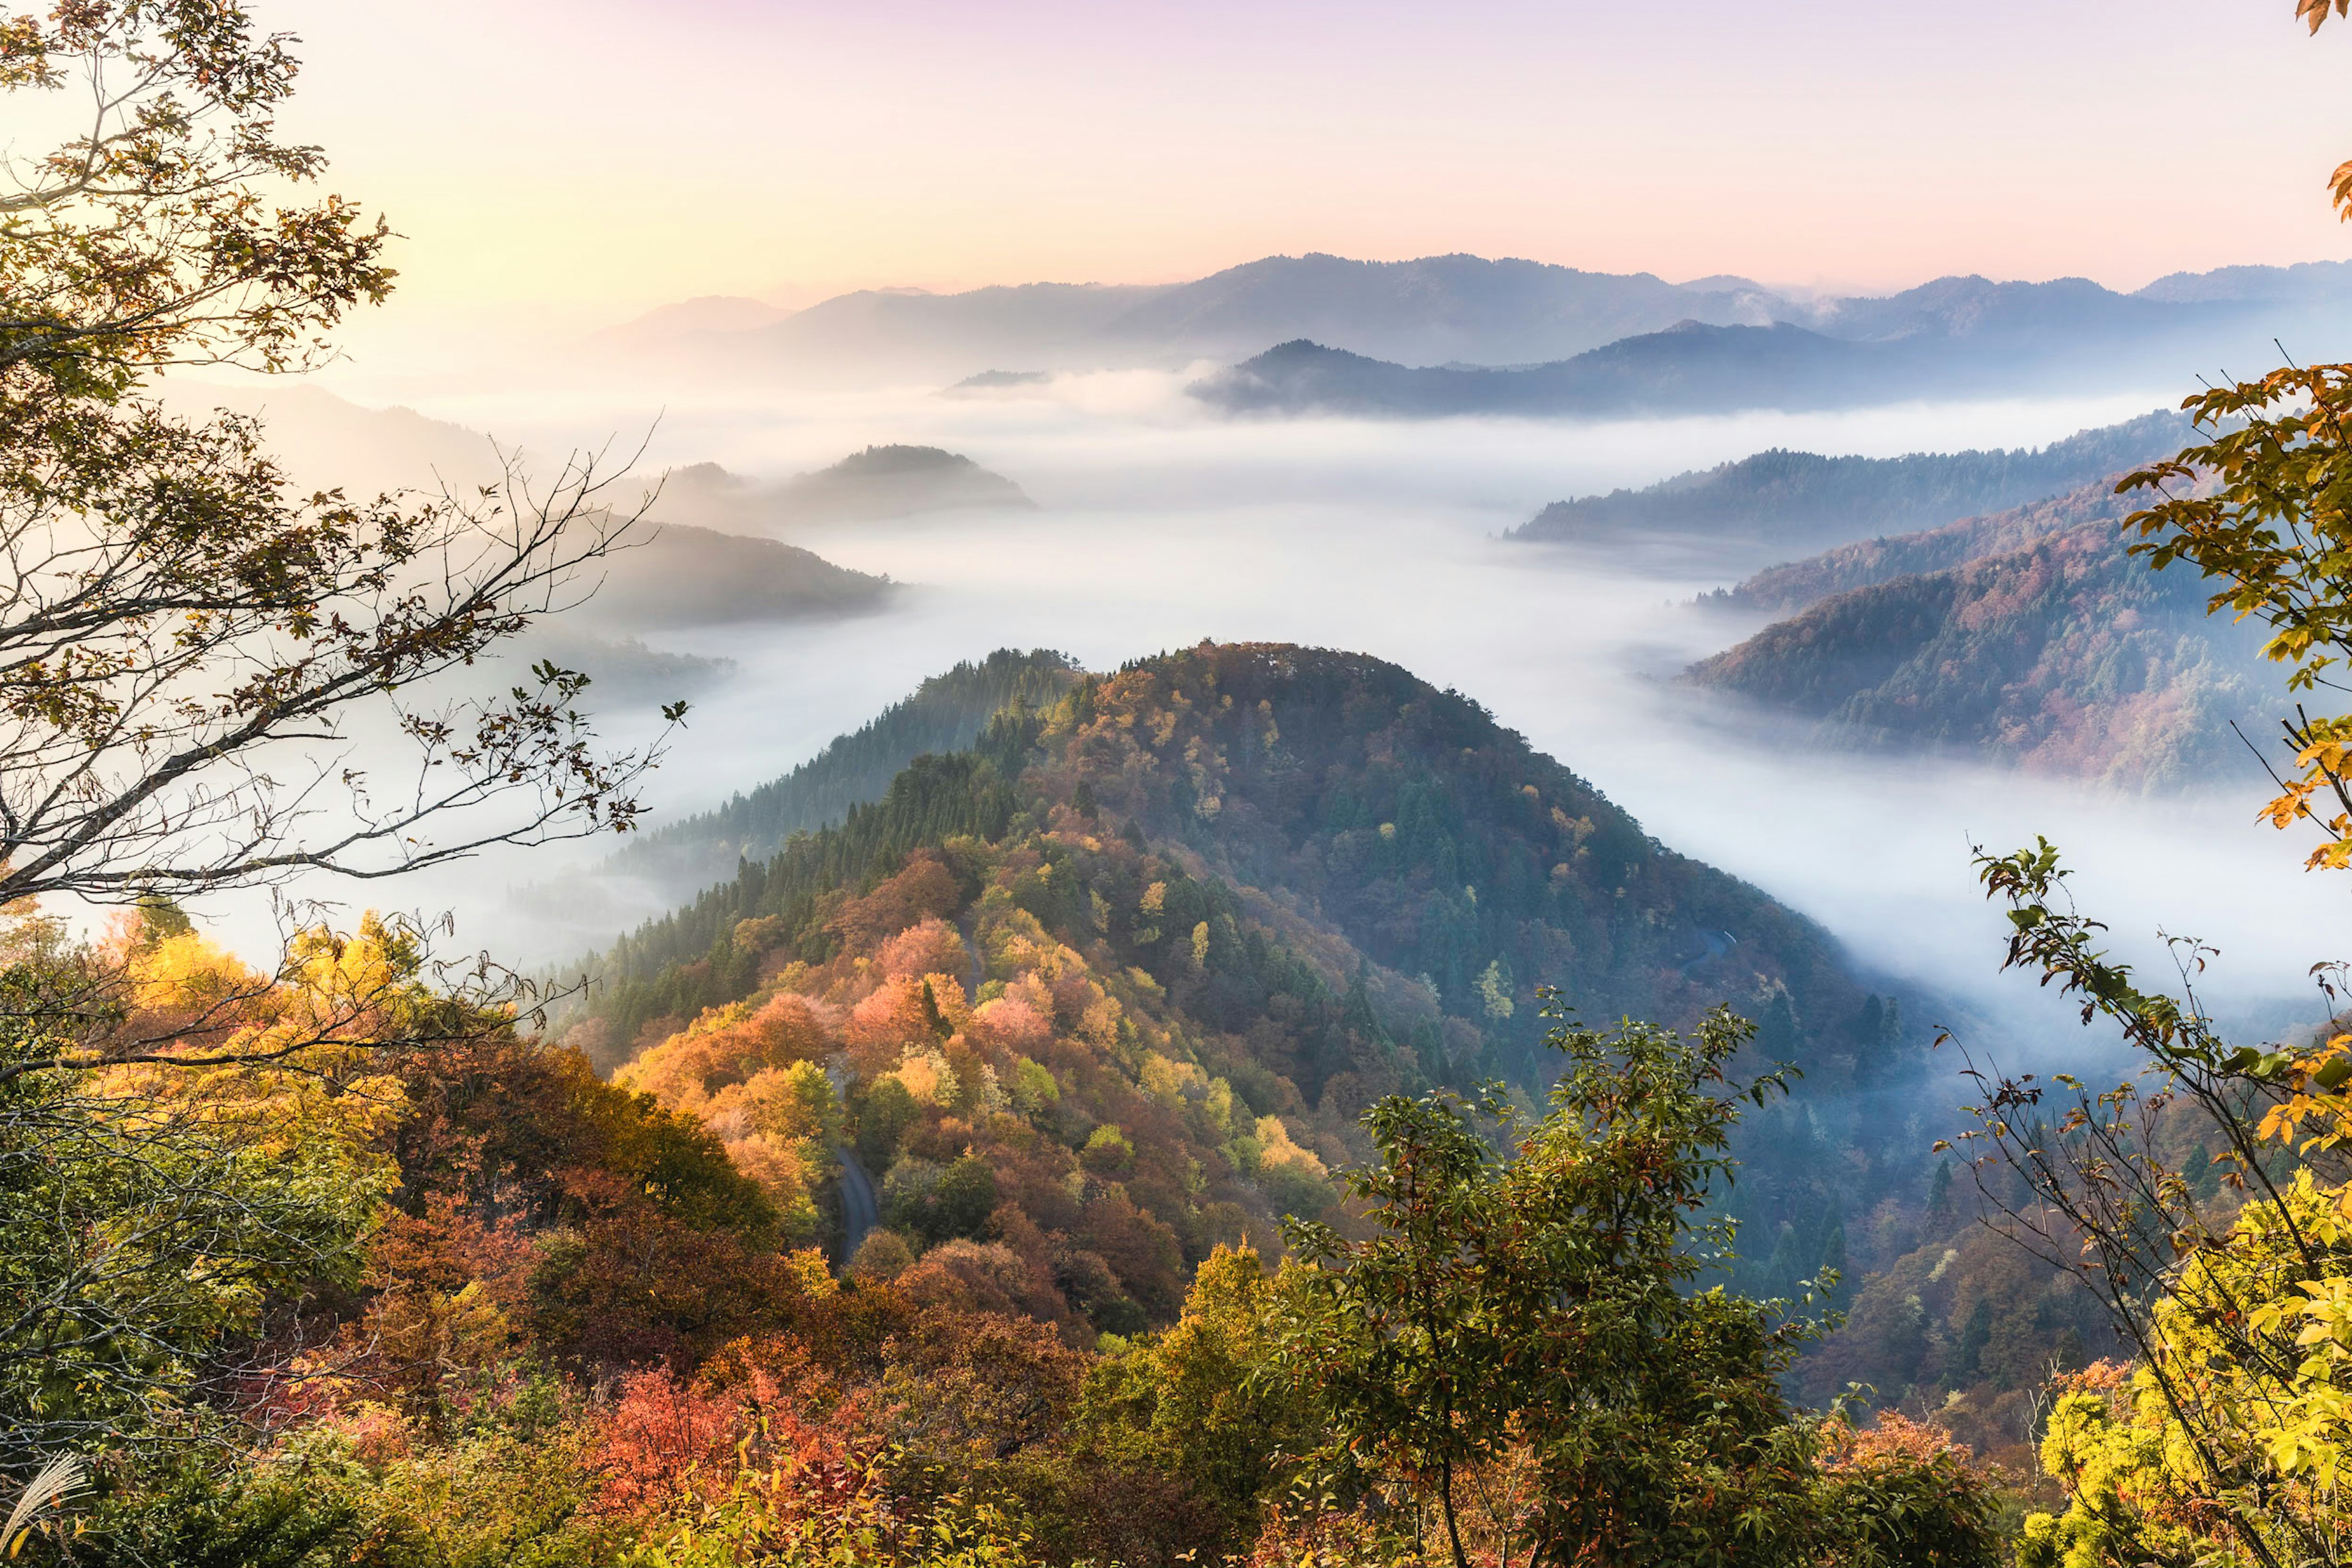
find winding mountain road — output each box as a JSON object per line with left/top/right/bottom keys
{"left": 826, "top": 1059, "right": 879, "bottom": 1262}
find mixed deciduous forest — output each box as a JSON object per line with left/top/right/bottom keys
{"left": 17, "top": 2, "right": 2352, "bottom": 1566}
{"left": 1686, "top": 521, "right": 2272, "bottom": 790}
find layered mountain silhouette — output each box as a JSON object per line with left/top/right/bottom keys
{"left": 606, "top": 255, "right": 1789, "bottom": 382}
{"left": 1192, "top": 325, "right": 1891, "bottom": 419}
{"left": 1186, "top": 288, "right": 2322, "bottom": 419}
{"left": 603, "top": 252, "right": 2352, "bottom": 408}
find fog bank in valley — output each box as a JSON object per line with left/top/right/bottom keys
{"left": 185, "top": 360, "right": 2345, "bottom": 1069}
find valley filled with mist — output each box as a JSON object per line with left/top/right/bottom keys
{"left": 203, "top": 298, "right": 2338, "bottom": 1048}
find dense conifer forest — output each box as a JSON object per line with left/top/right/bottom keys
{"left": 601, "top": 650, "right": 1082, "bottom": 894}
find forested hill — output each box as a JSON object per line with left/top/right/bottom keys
{"left": 554, "top": 644, "right": 1951, "bottom": 1447}
{"left": 1706, "top": 477, "right": 2136, "bottom": 614}
{"left": 636, "top": 445, "right": 1036, "bottom": 534}
{"left": 1685, "top": 524, "right": 2272, "bottom": 790}
{"left": 584, "top": 522, "right": 894, "bottom": 629}
{"left": 1512, "top": 409, "right": 2191, "bottom": 549}
{"left": 605, "top": 649, "right": 1080, "bottom": 892}
{"left": 1047, "top": 643, "right": 1880, "bottom": 1078}
{"left": 570, "top": 643, "right": 1909, "bottom": 1100}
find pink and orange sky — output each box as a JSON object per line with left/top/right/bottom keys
{"left": 274, "top": 0, "right": 2352, "bottom": 318}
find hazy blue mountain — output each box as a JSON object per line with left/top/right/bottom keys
{"left": 643, "top": 446, "right": 1035, "bottom": 535}
{"left": 1191, "top": 323, "right": 1897, "bottom": 418}
{"left": 606, "top": 249, "right": 2352, "bottom": 407}
{"left": 2133, "top": 258, "right": 2352, "bottom": 304}
{"left": 593, "top": 295, "right": 794, "bottom": 353}
{"left": 619, "top": 254, "right": 1799, "bottom": 380}
{"left": 1510, "top": 409, "right": 2192, "bottom": 551}
{"left": 1096, "top": 252, "right": 1793, "bottom": 366}
{"left": 1801, "top": 274, "right": 2172, "bottom": 341}
{"left": 1187, "top": 277, "right": 2316, "bottom": 416}
{"left": 737, "top": 282, "right": 1170, "bottom": 383}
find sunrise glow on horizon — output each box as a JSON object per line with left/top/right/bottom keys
{"left": 271, "top": 0, "right": 2352, "bottom": 322}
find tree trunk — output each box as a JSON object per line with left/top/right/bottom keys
{"left": 1439, "top": 1453, "right": 1471, "bottom": 1568}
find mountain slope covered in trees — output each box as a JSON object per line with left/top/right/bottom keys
{"left": 573, "top": 644, "right": 1902, "bottom": 1091}
{"left": 1704, "top": 477, "right": 2139, "bottom": 614}
{"left": 1513, "top": 412, "right": 2188, "bottom": 550}
{"left": 605, "top": 649, "right": 1082, "bottom": 895}
{"left": 557, "top": 646, "right": 1939, "bottom": 1386}
{"left": 1686, "top": 524, "right": 2273, "bottom": 790}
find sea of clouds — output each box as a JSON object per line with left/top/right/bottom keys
{"left": 166, "top": 346, "right": 2347, "bottom": 1074}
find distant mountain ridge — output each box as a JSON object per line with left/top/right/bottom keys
{"left": 1185, "top": 293, "right": 2313, "bottom": 418}
{"left": 608, "top": 254, "right": 1790, "bottom": 382}
{"left": 1191, "top": 324, "right": 1899, "bottom": 420}
{"left": 1099, "top": 254, "right": 1787, "bottom": 368}
{"left": 603, "top": 252, "right": 2352, "bottom": 398}
{"left": 1510, "top": 409, "right": 2192, "bottom": 551}
{"left": 2133, "top": 258, "right": 2352, "bottom": 304}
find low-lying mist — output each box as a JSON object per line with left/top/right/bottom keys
{"left": 173, "top": 358, "right": 2346, "bottom": 1075}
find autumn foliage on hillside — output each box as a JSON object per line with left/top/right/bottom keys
{"left": 568, "top": 646, "right": 1945, "bottom": 1367}
{"left": 31, "top": 878, "right": 2007, "bottom": 1568}
{"left": 1689, "top": 520, "right": 2272, "bottom": 790}
{"left": 7, "top": 644, "right": 2026, "bottom": 1565}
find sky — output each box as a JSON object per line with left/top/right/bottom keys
{"left": 263, "top": 0, "right": 2352, "bottom": 324}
